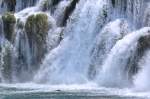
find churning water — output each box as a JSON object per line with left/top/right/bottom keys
{"left": 1, "top": 0, "right": 150, "bottom": 98}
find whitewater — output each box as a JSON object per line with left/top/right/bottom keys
{"left": 1, "top": 0, "right": 150, "bottom": 98}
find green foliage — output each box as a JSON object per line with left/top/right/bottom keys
{"left": 25, "top": 13, "right": 49, "bottom": 65}
{"left": 25, "top": 13, "right": 49, "bottom": 63}
{"left": 2, "top": 12, "right": 16, "bottom": 41}
{"left": 2, "top": 12, "right": 16, "bottom": 24}
{"left": 25, "top": 13, "right": 48, "bottom": 43}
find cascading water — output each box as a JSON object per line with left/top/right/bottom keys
{"left": 35, "top": 0, "right": 110, "bottom": 84}
{"left": 134, "top": 51, "right": 150, "bottom": 91}
{"left": 1, "top": 0, "right": 150, "bottom": 94}
{"left": 89, "top": 19, "right": 129, "bottom": 79}
{"left": 96, "top": 27, "right": 150, "bottom": 88}
{"left": 15, "top": 0, "right": 38, "bottom": 12}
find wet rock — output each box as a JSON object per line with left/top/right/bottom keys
{"left": 127, "top": 33, "right": 150, "bottom": 77}
{"left": 111, "top": 0, "right": 115, "bottom": 7}
{"left": 40, "top": 0, "right": 51, "bottom": 11}
{"left": 2, "top": 0, "right": 16, "bottom": 12}
{"left": 2, "top": 12, "right": 16, "bottom": 42}
{"left": 61, "top": 0, "right": 80, "bottom": 26}
{"left": 51, "top": 0, "right": 60, "bottom": 6}
{"left": 16, "top": 19, "right": 24, "bottom": 29}
{"left": 25, "top": 13, "right": 49, "bottom": 66}
{"left": 138, "top": 35, "right": 150, "bottom": 54}
{"left": 40, "top": 0, "right": 61, "bottom": 11}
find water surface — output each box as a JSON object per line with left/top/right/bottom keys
{"left": 0, "top": 84, "right": 148, "bottom": 99}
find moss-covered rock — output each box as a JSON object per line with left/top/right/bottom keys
{"left": 25, "top": 13, "right": 48, "bottom": 43}
{"left": 2, "top": 12, "right": 16, "bottom": 42}
{"left": 25, "top": 13, "right": 49, "bottom": 65}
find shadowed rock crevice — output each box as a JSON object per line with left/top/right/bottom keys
{"left": 126, "top": 33, "right": 150, "bottom": 80}
{"left": 2, "top": 0, "right": 16, "bottom": 12}
{"left": 61, "top": 0, "right": 80, "bottom": 26}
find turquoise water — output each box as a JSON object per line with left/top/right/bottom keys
{"left": 0, "top": 84, "right": 148, "bottom": 99}
{"left": 0, "top": 92, "right": 145, "bottom": 99}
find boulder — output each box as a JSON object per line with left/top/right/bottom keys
{"left": 2, "top": 12, "right": 16, "bottom": 42}
{"left": 25, "top": 13, "right": 49, "bottom": 66}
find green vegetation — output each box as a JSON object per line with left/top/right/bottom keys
{"left": 25, "top": 13, "right": 48, "bottom": 43}
{"left": 25, "top": 13, "right": 49, "bottom": 64}
{"left": 2, "top": 12, "right": 16, "bottom": 41}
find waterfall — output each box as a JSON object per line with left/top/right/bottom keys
{"left": 96, "top": 27, "right": 150, "bottom": 88}
{"left": 112, "top": 0, "right": 144, "bottom": 28}
{"left": 143, "top": 3, "right": 150, "bottom": 27}
{"left": 1, "top": 0, "right": 150, "bottom": 92}
{"left": 53, "top": 0, "right": 72, "bottom": 26}
{"left": 0, "top": 0, "right": 39, "bottom": 13}
{"left": 0, "top": 0, "right": 73, "bottom": 83}
{"left": 89, "top": 19, "right": 130, "bottom": 79}
{"left": 34, "top": 0, "right": 110, "bottom": 84}
{"left": 134, "top": 49, "right": 150, "bottom": 91}
{"left": 16, "top": 0, "right": 38, "bottom": 12}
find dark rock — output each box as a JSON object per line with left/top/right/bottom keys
{"left": 51, "top": 0, "right": 60, "bottom": 6}
{"left": 111, "top": 0, "right": 115, "bottom": 7}
{"left": 61, "top": 0, "right": 80, "bottom": 26}
{"left": 3, "top": 0, "right": 16, "bottom": 12}
{"left": 16, "top": 19, "right": 24, "bottom": 29}
{"left": 126, "top": 34, "right": 150, "bottom": 78}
